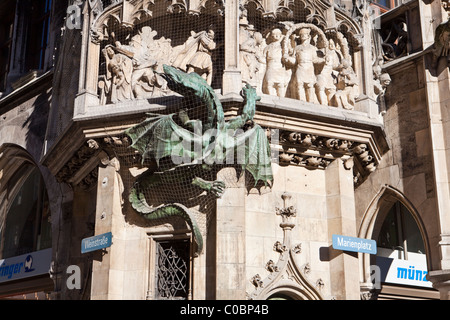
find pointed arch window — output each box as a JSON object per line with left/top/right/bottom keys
{"left": 0, "top": 164, "right": 51, "bottom": 260}
{"left": 377, "top": 201, "right": 425, "bottom": 261}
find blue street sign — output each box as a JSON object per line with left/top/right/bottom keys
{"left": 81, "top": 232, "right": 113, "bottom": 254}
{"left": 332, "top": 234, "right": 377, "bottom": 255}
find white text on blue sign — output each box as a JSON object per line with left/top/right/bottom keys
{"left": 332, "top": 235, "right": 377, "bottom": 255}
{"left": 81, "top": 232, "right": 112, "bottom": 253}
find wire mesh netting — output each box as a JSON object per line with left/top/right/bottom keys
{"left": 91, "top": 0, "right": 361, "bottom": 254}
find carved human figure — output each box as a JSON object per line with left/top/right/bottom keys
{"left": 253, "top": 31, "right": 266, "bottom": 88}
{"left": 114, "top": 27, "right": 166, "bottom": 99}
{"left": 262, "top": 28, "right": 289, "bottom": 97}
{"left": 284, "top": 28, "right": 321, "bottom": 103}
{"left": 173, "top": 28, "right": 217, "bottom": 85}
{"left": 374, "top": 72, "right": 391, "bottom": 97}
{"left": 103, "top": 46, "right": 134, "bottom": 103}
{"left": 316, "top": 39, "right": 341, "bottom": 106}
{"left": 239, "top": 24, "right": 259, "bottom": 85}
{"left": 335, "top": 59, "right": 359, "bottom": 110}
{"left": 316, "top": 54, "right": 337, "bottom": 106}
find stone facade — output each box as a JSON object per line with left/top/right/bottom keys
{"left": 0, "top": 0, "right": 449, "bottom": 301}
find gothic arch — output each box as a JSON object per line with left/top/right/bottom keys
{"left": 358, "top": 185, "right": 431, "bottom": 287}
{"left": 90, "top": 0, "right": 224, "bottom": 40}
{"left": 240, "top": 0, "right": 362, "bottom": 43}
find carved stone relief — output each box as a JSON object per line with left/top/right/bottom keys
{"left": 172, "top": 27, "right": 218, "bottom": 85}
{"left": 90, "top": 0, "right": 366, "bottom": 110}
{"left": 277, "top": 129, "right": 378, "bottom": 185}
{"left": 238, "top": 19, "right": 360, "bottom": 109}
{"left": 97, "top": 24, "right": 222, "bottom": 104}
{"left": 248, "top": 193, "right": 324, "bottom": 300}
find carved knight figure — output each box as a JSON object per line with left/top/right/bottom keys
{"left": 262, "top": 28, "right": 290, "bottom": 97}
{"left": 283, "top": 28, "right": 322, "bottom": 103}
{"left": 114, "top": 27, "right": 168, "bottom": 99}
{"left": 173, "top": 27, "right": 217, "bottom": 85}
{"left": 239, "top": 22, "right": 259, "bottom": 85}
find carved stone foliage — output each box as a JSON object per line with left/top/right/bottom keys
{"left": 54, "top": 137, "right": 127, "bottom": 190}
{"left": 90, "top": 0, "right": 223, "bottom": 38}
{"left": 55, "top": 139, "right": 100, "bottom": 183}
{"left": 242, "top": 0, "right": 362, "bottom": 39}
{"left": 277, "top": 129, "right": 378, "bottom": 185}
{"left": 248, "top": 193, "right": 324, "bottom": 300}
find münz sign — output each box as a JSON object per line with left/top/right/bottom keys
{"left": 332, "top": 234, "right": 377, "bottom": 255}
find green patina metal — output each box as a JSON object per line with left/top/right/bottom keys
{"left": 125, "top": 65, "right": 273, "bottom": 256}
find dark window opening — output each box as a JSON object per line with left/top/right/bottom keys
{"left": 26, "top": 0, "right": 52, "bottom": 71}
{"left": 0, "top": 165, "right": 52, "bottom": 259}
{"left": 0, "top": 1, "right": 16, "bottom": 91}
{"left": 377, "top": 201, "right": 425, "bottom": 260}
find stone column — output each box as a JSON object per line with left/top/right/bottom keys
{"left": 356, "top": 5, "right": 379, "bottom": 119}
{"left": 222, "top": 0, "right": 241, "bottom": 95}
{"left": 325, "top": 158, "right": 360, "bottom": 300}
{"left": 90, "top": 158, "right": 125, "bottom": 300}
{"left": 74, "top": 4, "right": 100, "bottom": 115}
{"left": 424, "top": 20, "right": 450, "bottom": 297}
{"left": 215, "top": 168, "right": 247, "bottom": 299}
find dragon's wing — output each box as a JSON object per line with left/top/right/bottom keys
{"left": 242, "top": 125, "right": 273, "bottom": 186}
{"left": 125, "top": 113, "right": 207, "bottom": 166}
{"left": 217, "top": 124, "right": 273, "bottom": 186}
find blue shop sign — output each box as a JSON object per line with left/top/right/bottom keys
{"left": 332, "top": 234, "right": 377, "bottom": 255}
{"left": 81, "top": 232, "right": 112, "bottom": 254}
{"left": 0, "top": 248, "right": 52, "bottom": 283}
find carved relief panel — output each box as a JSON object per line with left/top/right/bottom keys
{"left": 237, "top": 0, "right": 364, "bottom": 110}
{"left": 83, "top": 0, "right": 385, "bottom": 113}
{"left": 89, "top": 0, "right": 225, "bottom": 105}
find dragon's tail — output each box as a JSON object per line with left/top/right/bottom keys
{"left": 129, "top": 181, "right": 204, "bottom": 256}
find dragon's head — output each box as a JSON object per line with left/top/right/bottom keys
{"left": 162, "top": 64, "right": 209, "bottom": 97}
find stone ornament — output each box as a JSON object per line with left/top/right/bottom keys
{"left": 90, "top": 0, "right": 367, "bottom": 110}
{"left": 248, "top": 193, "right": 324, "bottom": 300}
{"left": 99, "top": 26, "right": 172, "bottom": 104}
{"left": 98, "top": 25, "right": 221, "bottom": 104}
{"left": 432, "top": 19, "right": 450, "bottom": 68}
{"left": 238, "top": 22, "right": 359, "bottom": 109}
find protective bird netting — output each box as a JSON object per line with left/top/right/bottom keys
{"left": 83, "top": 0, "right": 361, "bottom": 255}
